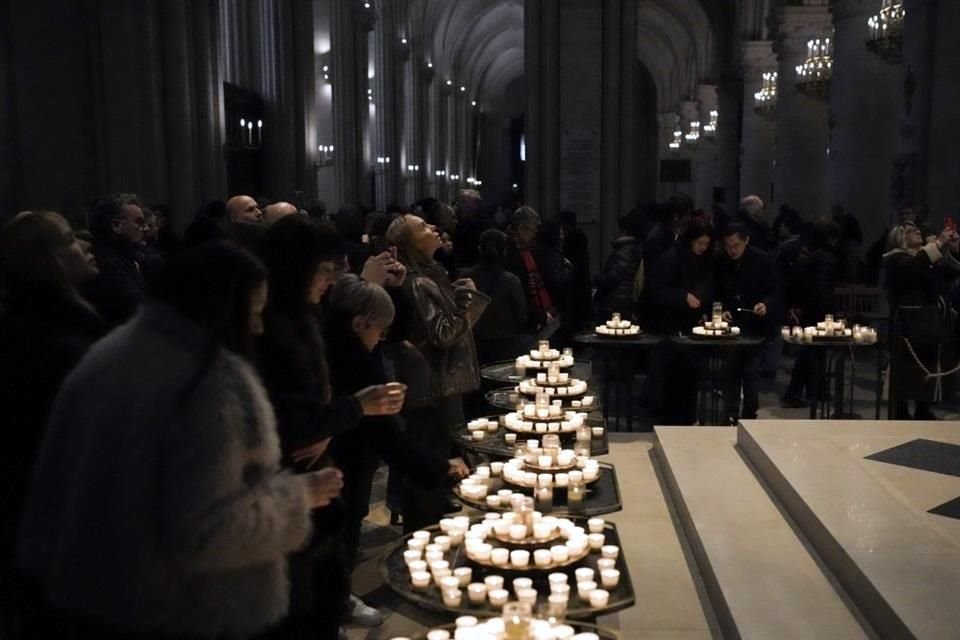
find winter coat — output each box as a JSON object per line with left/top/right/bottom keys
{"left": 460, "top": 265, "right": 527, "bottom": 362}
{"left": 0, "top": 286, "right": 105, "bottom": 580}
{"left": 84, "top": 237, "right": 146, "bottom": 326}
{"left": 594, "top": 236, "right": 643, "bottom": 319}
{"left": 257, "top": 306, "right": 362, "bottom": 466}
{"left": 17, "top": 302, "right": 311, "bottom": 638}
{"left": 324, "top": 321, "right": 449, "bottom": 523}
{"left": 393, "top": 261, "right": 489, "bottom": 407}
{"left": 793, "top": 246, "right": 839, "bottom": 325}
{"left": 714, "top": 246, "right": 778, "bottom": 336}
{"left": 647, "top": 245, "right": 714, "bottom": 335}
{"left": 884, "top": 243, "right": 948, "bottom": 311}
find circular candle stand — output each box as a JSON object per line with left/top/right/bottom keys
{"left": 379, "top": 517, "right": 636, "bottom": 620}
{"left": 454, "top": 417, "right": 610, "bottom": 458}
{"left": 402, "top": 619, "right": 622, "bottom": 640}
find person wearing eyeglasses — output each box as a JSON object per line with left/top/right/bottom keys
{"left": 84, "top": 193, "right": 148, "bottom": 326}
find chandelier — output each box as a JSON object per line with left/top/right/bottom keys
{"left": 702, "top": 110, "right": 718, "bottom": 138}
{"left": 866, "top": 0, "right": 904, "bottom": 64}
{"left": 684, "top": 121, "right": 701, "bottom": 146}
{"left": 795, "top": 35, "right": 832, "bottom": 101}
{"left": 754, "top": 71, "right": 778, "bottom": 120}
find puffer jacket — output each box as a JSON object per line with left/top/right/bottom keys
{"left": 595, "top": 236, "right": 643, "bottom": 318}
{"left": 393, "top": 261, "right": 490, "bottom": 407}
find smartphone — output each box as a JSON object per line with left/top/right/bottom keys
{"left": 945, "top": 216, "right": 956, "bottom": 233}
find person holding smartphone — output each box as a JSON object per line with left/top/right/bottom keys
{"left": 385, "top": 214, "right": 489, "bottom": 532}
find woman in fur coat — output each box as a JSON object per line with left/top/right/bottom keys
{"left": 17, "top": 242, "right": 341, "bottom": 639}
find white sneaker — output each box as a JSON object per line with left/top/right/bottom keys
{"left": 348, "top": 594, "right": 384, "bottom": 626}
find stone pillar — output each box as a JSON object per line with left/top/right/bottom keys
{"left": 828, "top": 0, "right": 900, "bottom": 245}
{"left": 656, "top": 112, "right": 680, "bottom": 201}
{"left": 696, "top": 84, "right": 719, "bottom": 210}
{"left": 924, "top": 0, "right": 960, "bottom": 222}
{"left": 617, "top": 0, "right": 639, "bottom": 218}
{"left": 740, "top": 41, "right": 777, "bottom": 205}
{"left": 524, "top": 0, "right": 543, "bottom": 211}
{"left": 679, "top": 100, "right": 701, "bottom": 203}
{"left": 773, "top": 4, "right": 832, "bottom": 219}
{"left": 313, "top": 0, "right": 335, "bottom": 206}
{"left": 525, "top": 0, "right": 560, "bottom": 216}
{"left": 716, "top": 75, "right": 743, "bottom": 211}
{"left": 332, "top": 0, "right": 371, "bottom": 207}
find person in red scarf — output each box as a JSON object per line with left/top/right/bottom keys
{"left": 506, "top": 206, "right": 556, "bottom": 338}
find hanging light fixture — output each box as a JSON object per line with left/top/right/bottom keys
{"left": 795, "top": 34, "right": 833, "bottom": 101}
{"left": 753, "top": 71, "right": 778, "bottom": 120}
{"left": 684, "top": 121, "right": 701, "bottom": 146}
{"left": 866, "top": 0, "right": 905, "bottom": 64}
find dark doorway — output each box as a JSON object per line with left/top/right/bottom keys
{"left": 223, "top": 83, "right": 265, "bottom": 197}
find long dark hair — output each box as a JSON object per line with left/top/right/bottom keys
{"left": 261, "top": 216, "right": 345, "bottom": 315}
{"left": 0, "top": 211, "right": 93, "bottom": 316}
{"left": 148, "top": 241, "right": 266, "bottom": 358}
{"left": 478, "top": 229, "right": 508, "bottom": 270}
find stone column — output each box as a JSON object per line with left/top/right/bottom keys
{"left": 313, "top": 0, "right": 335, "bottom": 206}
{"left": 656, "top": 112, "right": 680, "bottom": 201}
{"left": 772, "top": 4, "right": 832, "bottom": 218}
{"left": 696, "top": 84, "right": 719, "bottom": 210}
{"left": 716, "top": 75, "right": 743, "bottom": 211}
{"left": 924, "top": 0, "right": 960, "bottom": 221}
{"left": 524, "top": 0, "right": 543, "bottom": 211}
{"left": 740, "top": 41, "right": 777, "bottom": 205}
{"left": 331, "top": 0, "right": 371, "bottom": 207}
{"left": 828, "top": 0, "right": 900, "bottom": 245}
{"left": 679, "top": 100, "right": 701, "bottom": 203}
{"left": 618, "top": 0, "right": 639, "bottom": 218}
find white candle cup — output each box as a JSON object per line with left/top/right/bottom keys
{"left": 509, "top": 524, "right": 528, "bottom": 541}
{"left": 512, "top": 577, "right": 532, "bottom": 592}
{"left": 484, "top": 575, "right": 504, "bottom": 591}
{"left": 548, "top": 572, "right": 568, "bottom": 587}
{"left": 498, "top": 489, "right": 514, "bottom": 499}
{"left": 550, "top": 545, "right": 570, "bottom": 563}
{"left": 473, "top": 544, "right": 492, "bottom": 562}
{"left": 534, "top": 549, "right": 553, "bottom": 567}
{"left": 524, "top": 472, "right": 538, "bottom": 486}
{"left": 536, "top": 408, "right": 549, "bottom": 419}
{"left": 439, "top": 576, "right": 461, "bottom": 592}
{"left": 589, "top": 589, "right": 610, "bottom": 608}
{"left": 537, "top": 473, "right": 554, "bottom": 487}
{"left": 493, "top": 521, "right": 511, "bottom": 536}
{"left": 582, "top": 395, "right": 594, "bottom": 407}
{"left": 566, "top": 537, "right": 588, "bottom": 554}
{"left": 555, "top": 473, "right": 569, "bottom": 487}
{"left": 600, "top": 568, "right": 621, "bottom": 588}
{"left": 434, "top": 536, "right": 451, "bottom": 552}
{"left": 476, "top": 466, "right": 491, "bottom": 479}
{"left": 551, "top": 583, "right": 571, "bottom": 598}
{"left": 548, "top": 593, "right": 569, "bottom": 617}
{"left": 537, "top": 373, "right": 547, "bottom": 383}
{"left": 587, "top": 518, "right": 605, "bottom": 533}
{"left": 523, "top": 405, "right": 536, "bottom": 417}
{"left": 486, "top": 495, "right": 501, "bottom": 508}
{"left": 408, "top": 560, "right": 427, "bottom": 574}
{"left": 558, "top": 373, "right": 569, "bottom": 383}
{"left": 487, "top": 420, "right": 500, "bottom": 433}
{"left": 531, "top": 523, "right": 550, "bottom": 541}
{"left": 588, "top": 533, "right": 605, "bottom": 550}
{"left": 504, "top": 433, "right": 517, "bottom": 444}
{"left": 455, "top": 615, "right": 478, "bottom": 628}
{"left": 407, "top": 538, "right": 427, "bottom": 552}
{"left": 439, "top": 518, "right": 454, "bottom": 532}
{"left": 517, "top": 587, "right": 538, "bottom": 606}
{"left": 411, "top": 571, "right": 431, "bottom": 588}
{"left": 591, "top": 426, "right": 604, "bottom": 438}
{"left": 571, "top": 400, "right": 582, "bottom": 408}
{"left": 601, "top": 545, "right": 620, "bottom": 560}
{"left": 413, "top": 530, "right": 431, "bottom": 543}
{"left": 537, "top": 455, "right": 553, "bottom": 468}
{"left": 404, "top": 549, "right": 422, "bottom": 565}
{"left": 490, "top": 461, "right": 504, "bottom": 476}
{"left": 427, "top": 630, "right": 451, "bottom": 640}
{"left": 569, "top": 470, "right": 584, "bottom": 484}
{"left": 596, "top": 558, "right": 616, "bottom": 572}
{"left": 488, "top": 588, "right": 509, "bottom": 607}
{"left": 441, "top": 589, "right": 462, "bottom": 607}
{"left": 509, "top": 549, "right": 530, "bottom": 568}
{"left": 575, "top": 567, "right": 595, "bottom": 584}
{"left": 433, "top": 568, "right": 452, "bottom": 581}
{"left": 454, "top": 567, "right": 472, "bottom": 587}
{"left": 427, "top": 556, "right": 446, "bottom": 569}
{"left": 548, "top": 405, "right": 562, "bottom": 417}
{"left": 467, "top": 583, "right": 487, "bottom": 604}
{"left": 577, "top": 580, "right": 597, "bottom": 599}
{"left": 491, "top": 548, "right": 509, "bottom": 566}
{"left": 583, "top": 467, "right": 599, "bottom": 482}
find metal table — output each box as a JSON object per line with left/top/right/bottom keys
{"left": 573, "top": 332, "right": 663, "bottom": 432}
{"left": 786, "top": 339, "right": 882, "bottom": 420}
{"left": 669, "top": 335, "right": 766, "bottom": 426}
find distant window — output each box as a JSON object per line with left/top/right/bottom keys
{"left": 520, "top": 134, "right": 526, "bottom": 163}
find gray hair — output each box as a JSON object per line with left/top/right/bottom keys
{"left": 886, "top": 223, "right": 917, "bottom": 252}
{"left": 739, "top": 195, "right": 765, "bottom": 222}
{"left": 327, "top": 273, "right": 395, "bottom": 328}
{"left": 513, "top": 205, "right": 541, "bottom": 229}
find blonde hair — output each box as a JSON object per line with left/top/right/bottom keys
{"left": 386, "top": 214, "right": 433, "bottom": 266}
{"left": 887, "top": 223, "right": 918, "bottom": 252}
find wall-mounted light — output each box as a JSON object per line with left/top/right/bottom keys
{"left": 702, "top": 110, "right": 718, "bottom": 137}
{"left": 376, "top": 156, "right": 391, "bottom": 164}
{"left": 684, "top": 121, "right": 700, "bottom": 145}
{"left": 435, "top": 170, "right": 446, "bottom": 178}
{"left": 401, "top": 37, "right": 408, "bottom": 45}
{"left": 427, "top": 61, "right": 433, "bottom": 69}
{"left": 668, "top": 129, "right": 682, "bottom": 151}
{"left": 316, "top": 145, "right": 335, "bottom": 167}
{"left": 367, "top": 88, "right": 374, "bottom": 102}
{"left": 460, "top": 86, "right": 466, "bottom": 93}
{"left": 471, "top": 100, "right": 478, "bottom": 107}
{"left": 446, "top": 80, "right": 453, "bottom": 86}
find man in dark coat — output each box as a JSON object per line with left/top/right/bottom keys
{"left": 83, "top": 193, "right": 148, "bottom": 326}
{"left": 715, "top": 224, "right": 778, "bottom": 422}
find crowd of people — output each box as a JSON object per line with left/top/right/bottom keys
{"left": 1, "top": 188, "right": 958, "bottom": 639}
